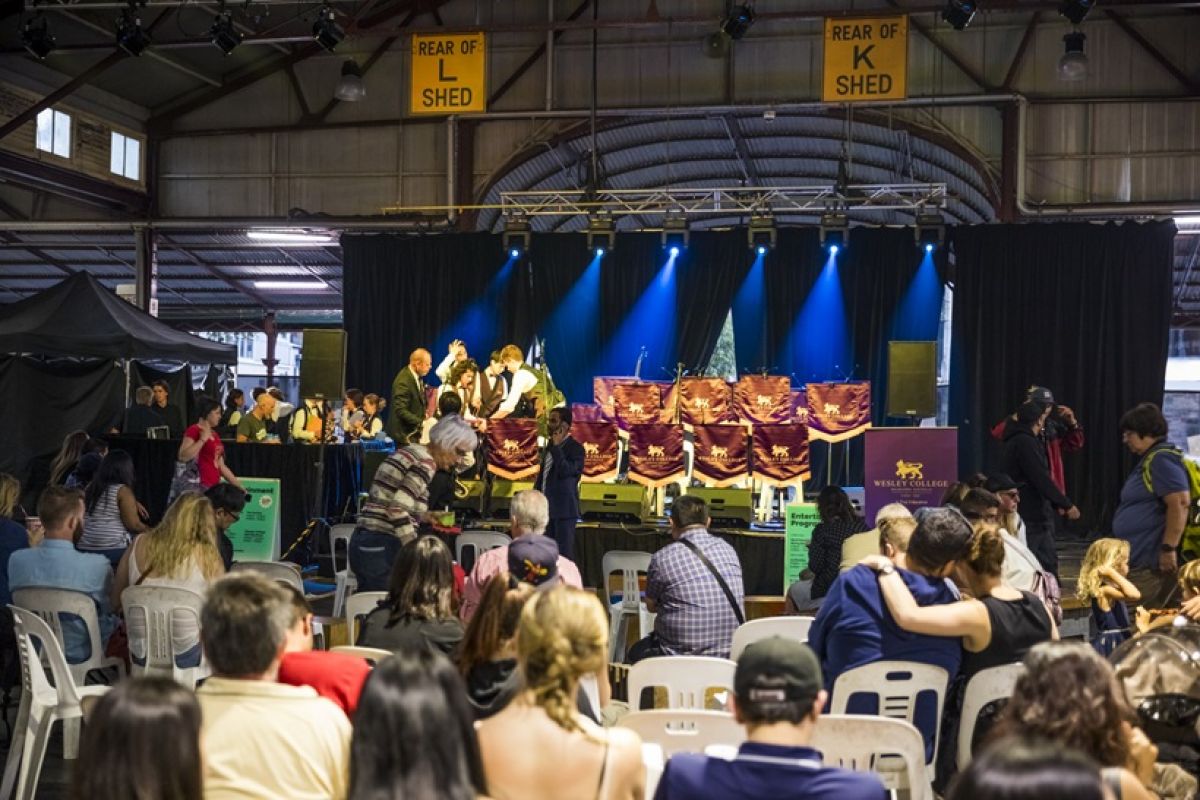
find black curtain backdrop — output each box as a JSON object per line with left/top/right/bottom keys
{"left": 674, "top": 230, "right": 753, "bottom": 374}
{"left": 949, "top": 221, "right": 1176, "bottom": 529}
{"left": 131, "top": 362, "right": 196, "bottom": 427}
{"left": 759, "top": 227, "right": 827, "bottom": 380}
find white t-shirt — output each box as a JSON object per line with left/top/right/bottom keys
{"left": 498, "top": 367, "right": 538, "bottom": 415}
{"left": 1001, "top": 528, "right": 1041, "bottom": 593}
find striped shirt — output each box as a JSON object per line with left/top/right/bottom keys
{"left": 647, "top": 529, "right": 744, "bottom": 658}
{"left": 80, "top": 484, "right": 132, "bottom": 551}
{"left": 355, "top": 445, "right": 437, "bottom": 541}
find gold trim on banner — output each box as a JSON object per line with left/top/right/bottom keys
{"left": 751, "top": 470, "right": 812, "bottom": 488}
{"left": 807, "top": 423, "right": 872, "bottom": 443}
{"left": 487, "top": 464, "right": 541, "bottom": 481}
{"left": 580, "top": 468, "right": 620, "bottom": 483}
{"left": 628, "top": 470, "right": 686, "bottom": 489}
{"left": 692, "top": 469, "right": 749, "bottom": 488}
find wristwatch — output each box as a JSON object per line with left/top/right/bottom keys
{"left": 877, "top": 563, "right": 896, "bottom": 577}
{"left": 1161, "top": 543, "right": 1179, "bottom": 553}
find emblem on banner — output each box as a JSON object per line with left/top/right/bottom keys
{"left": 756, "top": 395, "right": 772, "bottom": 409}
{"left": 694, "top": 397, "right": 711, "bottom": 409}
{"left": 797, "top": 408, "right": 809, "bottom": 422}
{"left": 895, "top": 460, "right": 924, "bottom": 480}
{"left": 709, "top": 445, "right": 728, "bottom": 459}
{"left": 583, "top": 442, "right": 600, "bottom": 456}
{"left": 824, "top": 403, "right": 841, "bottom": 416}
{"left": 647, "top": 445, "right": 665, "bottom": 458}
{"left": 503, "top": 439, "right": 519, "bottom": 452}
{"left": 772, "top": 445, "right": 791, "bottom": 459}
{"left": 628, "top": 403, "right": 644, "bottom": 415}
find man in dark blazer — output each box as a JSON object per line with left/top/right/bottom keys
{"left": 387, "top": 348, "right": 432, "bottom": 444}
{"left": 537, "top": 405, "right": 584, "bottom": 560}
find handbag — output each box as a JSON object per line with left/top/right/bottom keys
{"left": 166, "top": 458, "right": 201, "bottom": 506}
{"left": 677, "top": 536, "right": 746, "bottom": 625}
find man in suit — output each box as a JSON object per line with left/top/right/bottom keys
{"left": 387, "top": 348, "right": 432, "bottom": 444}
{"left": 537, "top": 406, "right": 584, "bottom": 560}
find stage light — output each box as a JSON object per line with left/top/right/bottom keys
{"left": 748, "top": 213, "right": 776, "bottom": 253}
{"left": 586, "top": 213, "right": 615, "bottom": 255}
{"left": 941, "top": 0, "right": 977, "bottom": 31}
{"left": 721, "top": 4, "right": 755, "bottom": 40}
{"left": 335, "top": 59, "right": 366, "bottom": 101}
{"left": 661, "top": 212, "right": 689, "bottom": 252}
{"left": 22, "top": 14, "right": 55, "bottom": 60}
{"left": 669, "top": 246, "right": 679, "bottom": 256}
{"left": 509, "top": 248, "right": 520, "bottom": 258}
{"left": 830, "top": 245, "right": 840, "bottom": 255}
{"left": 502, "top": 214, "right": 531, "bottom": 259}
{"left": 820, "top": 212, "right": 848, "bottom": 251}
{"left": 312, "top": 6, "right": 344, "bottom": 52}
{"left": 1058, "top": 31, "right": 1088, "bottom": 81}
{"left": 115, "top": 9, "right": 150, "bottom": 56}
{"left": 756, "top": 245, "right": 767, "bottom": 256}
{"left": 925, "top": 243, "right": 934, "bottom": 253}
{"left": 595, "top": 247, "right": 606, "bottom": 257}
{"left": 1059, "top": 0, "right": 1095, "bottom": 26}
{"left": 915, "top": 212, "right": 945, "bottom": 251}
{"left": 210, "top": 10, "right": 243, "bottom": 55}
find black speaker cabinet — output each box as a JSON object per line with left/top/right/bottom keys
{"left": 886, "top": 340, "right": 937, "bottom": 419}
{"left": 488, "top": 480, "right": 535, "bottom": 518}
{"left": 684, "top": 487, "right": 754, "bottom": 527}
{"left": 299, "top": 329, "right": 347, "bottom": 400}
{"left": 579, "top": 483, "right": 648, "bottom": 523}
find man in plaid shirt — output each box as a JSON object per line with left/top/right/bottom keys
{"left": 628, "top": 495, "right": 744, "bottom": 662}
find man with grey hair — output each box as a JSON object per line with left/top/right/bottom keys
{"left": 350, "top": 413, "right": 478, "bottom": 590}
{"left": 196, "top": 573, "right": 350, "bottom": 799}
{"left": 459, "top": 488, "right": 583, "bottom": 622}
{"left": 121, "top": 384, "right": 165, "bottom": 436}
{"left": 838, "top": 502, "right": 913, "bottom": 572}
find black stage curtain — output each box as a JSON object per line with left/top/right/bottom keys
{"left": 949, "top": 221, "right": 1176, "bottom": 529}
{"left": 759, "top": 227, "right": 827, "bottom": 381}
{"left": 598, "top": 232, "right": 675, "bottom": 379}
{"left": 674, "top": 230, "right": 753, "bottom": 374}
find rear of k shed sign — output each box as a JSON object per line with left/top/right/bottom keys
{"left": 822, "top": 16, "right": 908, "bottom": 103}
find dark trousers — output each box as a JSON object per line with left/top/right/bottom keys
{"left": 1128, "top": 566, "right": 1179, "bottom": 610}
{"left": 348, "top": 529, "right": 404, "bottom": 592}
{"left": 1025, "top": 521, "right": 1059, "bottom": 577}
{"left": 547, "top": 517, "right": 577, "bottom": 562}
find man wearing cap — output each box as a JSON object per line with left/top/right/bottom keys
{"left": 653, "top": 637, "right": 886, "bottom": 800}
{"left": 986, "top": 473, "right": 1045, "bottom": 594}
{"left": 459, "top": 489, "right": 582, "bottom": 622}
{"left": 991, "top": 385, "right": 1085, "bottom": 499}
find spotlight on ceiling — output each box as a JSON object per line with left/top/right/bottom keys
{"left": 1058, "top": 31, "right": 1088, "bottom": 81}
{"left": 586, "top": 213, "right": 616, "bottom": 257}
{"left": 747, "top": 213, "right": 776, "bottom": 254}
{"left": 115, "top": 9, "right": 150, "bottom": 56}
{"left": 915, "top": 212, "right": 945, "bottom": 251}
{"left": 21, "top": 14, "right": 55, "bottom": 60}
{"left": 209, "top": 10, "right": 242, "bottom": 56}
{"left": 335, "top": 59, "right": 366, "bottom": 101}
{"left": 502, "top": 215, "right": 531, "bottom": 259}
{"left": 820, "top": 212, "right": 849, "bottom": 251}
{"left": 312, "top": 6, "right": 344, "bottom": 52}
{"left": 941, "top": 0, "right": 977, "bottom": 31}
{"left": 1059, "top": 0, "right": 1096, "bottom": 26}
{"left": 721, "top": 4, "right": 755, "bottom": 40}
{"left": 661, "top": 213, "right": 689, "bottom": 253}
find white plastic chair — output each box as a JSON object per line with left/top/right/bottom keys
{"left": 328, "top": 523, "right": 358, "bottom": 617}
{"left": 330, "top": 645, "right": 394, "bottom": 664}
{"left": 120, "top": 585, "right": 208, "bottom": 688}
{"left": 345, "top": 590, "right": 387, "bottom": 645}
{"left": 642, "top": 743, "right": 664, "bottom": 800}
{"left": 11, "top": 587, "right": 125, "bottom": 687}
{"left": 729, "top": 616, "right": 813, "bottom": 660}
{"left": 455, "top": 531, "right": 510, "bottom": 571}
{"left": 829, "top": 660, "right": 948, "bottom": 768}
{"left": 229, "top": 560, "right": 304, "bottom": 592}
{"left": 956, "top": 663, "right": 1024, "bottom": 769}
{"left": 0, "top": 606, "right": 111, "bottom": 800}
{"left": 618, "top": 710, "right": 745, "bottom": 756}
{"left": 602, "top": 550, "right": 654, "bottom": 662}
{"left": 812, "top": 714, "right": 933, "bottom": 800}
{"left": 627, "top": 656, "right": 736, "bottom": 710}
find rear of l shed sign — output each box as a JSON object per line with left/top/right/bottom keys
{"left": 822, "top": 16, "right": 908, "bottom": 103}
{"left": 410, "top": 32, "right": 487, "bottom": 115}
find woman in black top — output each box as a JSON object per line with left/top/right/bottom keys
{"left": 357, "top": 535, "right": 464, "bottom": 656}
{"left": 806, "top": 485, "right": 869, "bottom": 598}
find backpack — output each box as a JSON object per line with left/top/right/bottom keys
{"left": 1140, "top": 444, "right": 1200, "bottom": 559}
{"left": 1031, "top": 571, "right": 1063, "bottom": 627}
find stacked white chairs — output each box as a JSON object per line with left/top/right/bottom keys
{"left": 602, "top": 550, "right": 654, "bottom": 662}
{"left": 729, "top": 616, "right": 813, "bottom": 660}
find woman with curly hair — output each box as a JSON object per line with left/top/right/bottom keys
{"left": 477, "top": 587, "right": 645, "bottom": 800}
{"left": 991, "top": 641, "right": 1159, "bottom": 800}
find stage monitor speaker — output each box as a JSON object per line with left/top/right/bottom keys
{"left": 886, "top": 340, "right": 937, "bottom": 418}
{"left": 451, "top": 479, "right": 486, "bottom": 519}
{"left": 580, "top": 483, "right": 648, "bottom": 523}
{"left": 488, "top": 480, "right": 535, "bottom": 518}
{"left": 299, "top": 328, "right": 347, "bottom": 400}
{"left": 684, "top": 487, "right": 753, "bottom": 527}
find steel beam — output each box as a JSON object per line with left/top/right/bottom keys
{"left": 0, "top": 50, "right": 125, "bottom": 142}
{"left": 0, "top": 150, "right": 148, "bottom": 213}
{"left": 134, "top": 225, "right": 158, "bottom": 313}
{"left": 1104, "top": 9, "right": 1200, "bottom": 94}
{"left": 1002, "top": 12, "right": 1041, "bottom": 91}
{"left": 488, "top": 0, "right": 590, "bottom": 108}
{"left": 306, "top": 34, "right": 400, "bottom": 124}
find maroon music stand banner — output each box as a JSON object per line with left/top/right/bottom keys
{"left": 612, "top": 382, "right": 663, "bottom": 429}
{"left": 734, "top": 375, "right": 793, "bottom": 425}
{"left": 864, "top": 427, "right": 958, "bottom": 522}
{"left": 791, "top": 389, "right": 809, "bottom": 425}
{"left": 593, "top": 377, "right": 619, "bottom": 420}
{"left": 678, "top": 377, "right": 734, "bottom": 426}
{"left": 627, "top": 424, "right": 686, "bottom": 488}
{"left": 752, "top": 424, "right": 812, "bottom": 486}
{"left": 486, "top": 418, "right": 541, "bottom": 480}
{"left": 571, "top": 403, "right": 606, "bottom": 423}
{"left": 806, "top": 382, "right": 872, "bottom": 442}
{"left": 571, "top": 421, "right": 620, "bottom": 482}
{"left": 692, "top": 424, "right": 750, "bottom": 487}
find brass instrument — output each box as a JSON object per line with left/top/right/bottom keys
{"left": 455, "top": 476, "right": 471, "bottom": 499}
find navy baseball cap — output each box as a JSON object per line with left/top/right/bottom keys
{"left": 507, "top": 536, "right": 561, "bottom": 588}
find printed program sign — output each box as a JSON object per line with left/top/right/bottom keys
{"left": 226, "top": 477, "right": 281, "bottom": 561}
{"left": 784, "top": 503, "right": 822, "bottom": 588}
{"left": 864, "top": 427, "right": 958, "bottom": 522}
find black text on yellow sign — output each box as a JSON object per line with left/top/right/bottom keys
{"left": 822, "top": 16, "right": 908, "bottom": 103}
{"left": 410, "top": 32, "right": 487, "bottom": 115}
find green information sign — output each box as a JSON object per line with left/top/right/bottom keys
{"left": 783, "top": 503, "right": 822, "bottom": 587}
{"left": 225, "top": 478, "right": 281, "bottom": 562}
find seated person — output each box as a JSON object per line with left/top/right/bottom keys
{"left": 236, "top": 391, "right": 278, "bottom": 443}
{"left": 122, "top": 385, "right": 166, "bottom": 437}
{"left": 277, "top": 587, "right": 371, "bottom": 717}
{"left": 839, "top": 502, "right": 912, "bottom": 573}
{"left": 1138, "top": 558, "right": 1200, "bottom": 632}
{"left": 197, "top": 573, "right": 351, "bottom": 799}
{"left": 356, "top": 535, "right": 464, "bottom": 657}
{"left": 789, "top": 514, "right": 916, "bottom": 615}
{"left": 0, "top": 473, "right": 31, "bottom": 606}
{"left": 457, "top": 576, "right": 534, "bottom": 719}
{"left": 654, "top": 637, "right": 886, "bottom": 800}
{"left": 948, "top": 737, "right": 1111, "bottom": 800}
{"left": 205, "top": 483, "right": 248, "bottom": 571}
{"left": 8, "top": 486, "right": 116, "bottom": 664}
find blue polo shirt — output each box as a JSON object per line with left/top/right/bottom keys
{"left": 8, "top": 540, "right": 115, "bottom": 663}
{"left": 1113, "top": 444, "right": 1190, "bottom": 569}
{"left": 653, "top": 742, "right": 887, "bottom": 800}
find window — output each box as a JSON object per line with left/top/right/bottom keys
{"left": 110, "top": 131, "right": 141, "bottom": 181}
{"left": 35, "top": 108, "right": 70, "bottom": 158}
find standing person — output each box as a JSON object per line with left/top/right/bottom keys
{"left": 173, "top": 398, "right": 243, "bottom": 501}
{"left": 537, "top": 406, "right": 585, "bottom": 561}
{"left": 1002, "top": 401, "right": 1079, "bottom": 577}
{"left": 477, "top": 350, "right": 509, "bottom": 419}
{"left": 1112, "top": 402, "right": 1191, "bottom": 609}
{"left": 1076, "top": 538, "right": 1140, "bottom": 657}
{"left": 79, "top": 450, "right": 149, "bottom": 567}
{"left": 357, "top": 394, "right": 386, "bottom": 440}
{"left": 236, "top": 391, "right": 278, "bottom": 444}
{"left": 388, "top": 348, "right": 433, "bottom": 444}
{"left": 491, "top": 344, "right": 565, "bottom": 436}
{"left": 48, "top": 430, "right": 89, "bottom": 487}
{"left": 806, "top": 486, "right": 869, "bottom": 600}
{"left": 122, "top": 385, "right": 165, "bottom": 437}
{"left": 341, "top": 389, "right": 365, "bottom": 439}
{"left": 218, "top": 389, "right": 245, "bottom": 439}
{"left": 441, "top": 359, "right": 482, "bottom": 420}
{"left": 435, "top": 339, "right": 471, "bottom": 383}
{"left": 992, "top": 385, "right": 1085, "bottom": 499}
{"left": 151, "top": 380, "right": 185, "bottom": 439}
{"left": 291, "top": 397, "right": 332, "bottom": 443}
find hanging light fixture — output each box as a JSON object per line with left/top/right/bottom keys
{"left": 942, "top": 0, "right": 978, "bottom": 31}
{"left": 115, "top": 8, "right": 150, "bottom": 56}
{"left": 334, "top": 59, "right": 366, "bottom": 101}
{"left": 1058, "top": 31, "right": 1088, "bottom": 81}
{"left": 209, "top": 9, "right": 242, "bottom": 56}
{"left": 312, "top": 6, "right": 344, "bottom": 52}
{"left": 21, "top": 14, "right": 55, "bottom": 60}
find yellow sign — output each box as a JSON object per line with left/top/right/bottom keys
{"left": 822, "top": 16, "right": 908, "bottom": 103}
{"left": 410, "top": 32, "right": 486, "bottom": 115}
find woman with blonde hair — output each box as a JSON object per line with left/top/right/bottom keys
{"left": 0, "top": 474, "right": 30, "bottom": 606}
{"left": 1077, "top": 538, "right": 1141, "bottom": 656}
{"left": 478, "top": 587, "right": 645, "bottom": 800}
{"left": 112, "top": 492, "right": 226, "bottom": 667}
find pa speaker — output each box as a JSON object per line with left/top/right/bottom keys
{"left": 299, "top": 329, "right": 346, "bottom": 400}
{"left": 684, "top": 487, "right": 753, "bottom": 527}
{"left": 886, "top": 340, "right": 937, "bottom": 419}
{"left": 451, "top": 479, "right": 486, "bottom": 519}
{"left": 580, "top": 483, "right": 648, "bottom": 523}
{"left": 488, "top": 480, "right": 535, "bottom": 518}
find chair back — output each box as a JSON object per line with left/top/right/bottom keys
{"left": 812, "top": 714, "right": 933, "bottom": 800}
{"left": 12, "top": 587, "right": 108, "bottom": 683}
{"left": 956, "top": 663, "right": 1023, "bottom": 768}
{"left": 328, "top": 523, "right": 356, "bottom": 575}
{"left": 729, "top": 616, "right": 813, "bottom": 659}
{"left": 617, "top": 710, "right": 745, "bottom": 756}
{"left": 120, "top": 585, "right": 206, "bottom": 686}
{"left": 229, "top": 560, "right": 304, "bottom": 593}
{"left": 8, "top": 606, "right": 82, "bottom": 708}
{"left": 829, "top": 660, "right": 948, "bottom": 767}
{"left": 601, "top": 550, "right": 651, "bottom": 610}
{"left": 642, "top": 743, "right": 664, "bottom": 800}
{"left": 345, "top": 591, "right": 387, "bottom": 644}
{"left": 455, "top": 531, "right": 510, "bottom": 572}
{"left": 627, "top": 656, "right": 736, "bottom": 710}
{"left": 329, "top": 645, "right": 394, "bottom": 665}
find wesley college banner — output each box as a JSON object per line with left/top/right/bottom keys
{"left": 627, "top": 424, "right": 686, "bottom": 487}
{"left": 807, "top": 382, "right": 872, "bottom": 442}
{"left": 692, "top": 424, "right": 750, "bottom": 487}
{"left": 486, "top": 418, "right": 541, "bottom": 480}
{"left": 571, "top": 420, "right": 620, "bottom": 482}
{"left": 864, "top": 427, "right": 957, "bottom": 522}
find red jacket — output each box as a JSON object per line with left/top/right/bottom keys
{"left": 991, "top": 418, "right": 1085, "bottom": 495}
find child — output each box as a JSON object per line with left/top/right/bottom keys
{"left": 1135, "top": 558, "right": 1200, "bottom": 633}
{"left": 1077, "top": 538, "right": 1141, "bottom": 656}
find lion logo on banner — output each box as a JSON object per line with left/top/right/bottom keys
{"left": 756, "top": 394, "right": 772, "bottom": 408}
{"left": 796, "top": 408, "right": 809, "bottom": 422}
{"left": 628, "top": 403, "right": 644, "bottom": 415}
{"left": 895, "top": 460, "right": 924, "bottom": 480}
{"left": 772, "top": 445, "right": 790, "bottom": 459}
{"left": 694, "top": 397, "right": 710, "bottom": 410}
{"left": 502, "top": 439, "right": 520, "bottom": 452}
{"left": 823, "top": 403, "right": 841, "bottom": 416}
{"left": 709, "top": 445, "right": 728, "bottom": 459}
{"left": 646, "top": 445, "right": 665, "bottom": 458}
{"left": 583, "top": 442, "right": 600, "bottom": 456}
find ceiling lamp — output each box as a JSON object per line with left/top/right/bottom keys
{"left": 820, "top": 212, "right": 849, "bottom": 252}
{"left": 1058, "top": 31, "right": 1088, "bottom": 81}
{"left": 502, "top": 215, "right": 531, "bottom": 259}
{"left": 1059, "top": 0, "right": 1096, "bottom": 26}
{"left": 941, "top": 0, "right": 977, "bottom": 31}
{"left": 115, "top": 9, "right": 150, "bottom": 56}
{"left": 335, "top": 59, "right": 366, "bottom": 102}
{"left": 721, "top": 4, "right": 755, "bottom": 40}
{"left": 586, "top": 213, "right": 615, "bottom": 257}
{"left": 210, "top": 10, "right": 242, "bottom": 56}
{"left": 747, "top": 213, "right": 775, "bottom": 255}
{"left": 312, "top": 6, "right": 344, "bottom": 52}
{"left": 21, "top": 14, "right": 55, "bottom": 60}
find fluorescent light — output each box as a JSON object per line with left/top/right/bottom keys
{"left": 1176, "top": 216, "right": 1200, "bottom": 228}
{"left": 253, "top": 280, "right": 331, "bottom": 291}
{"left": 247, "top": 230, "right": 336, "bottom": 244}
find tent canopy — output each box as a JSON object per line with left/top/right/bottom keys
{"left": 0, "top": 272, "right": 236, "bottom": 363}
